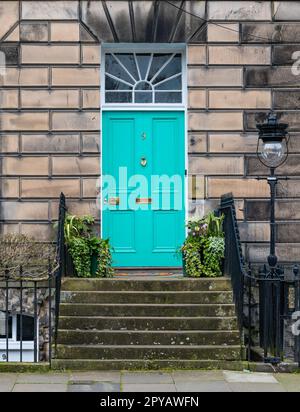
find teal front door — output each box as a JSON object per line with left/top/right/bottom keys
{"left": 102, "top": 111, "right": 185, "bottom": 267}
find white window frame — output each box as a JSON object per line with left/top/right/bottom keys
{"left": 101, "top": 43, "right": 187, "bottom": 110}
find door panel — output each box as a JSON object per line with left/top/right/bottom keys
{"left": 102, "top": 111, "right": 185, "bottom": 267}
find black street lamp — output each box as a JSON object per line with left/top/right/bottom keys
{"left": 256, "top": 113, "right": 289, "bottom": 277}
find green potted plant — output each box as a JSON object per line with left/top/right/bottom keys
{"left": 181, "top": 212, "right": 225, "bottom": 278}
{"left": 64, "top": 214, "right": 114, "bottom": 278}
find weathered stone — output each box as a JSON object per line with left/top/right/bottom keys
{"left": 82, "top": 45, "right": 101, "bottom": 65}
{"left": 0, "top": 90, "right": 19, "bottom": 109}
{"left": 1, "top": 178, "right": 19, "bottom": 198}
{"left": 22, "top": 1, "right": 78, "bottom": 20}
{"left": 5, "top": 25, "right": 19, "bottom": 42}
{"left": 21, "top": 134, "right": 80, "bottom": 153}
{"left": 52, "top": 68, "right": 100, "bottom": 86}
{"left": 81, "top": 0, "right": 113, "bottom": 42}
{"left": 50, "top": 200, "right": 98, "bottom": 221}
{"left": 208, "top": 1, "right": 272, "bottom": 21}
{"left": 276, "top": 180, "right": 300, "bottom": 198}
{"left": 21, "top": 90, "right": 79, "bottom": 109}
{"left": 273, "top": 91, "right": 300, "bottom": 109}
{"left": 82, "top": 178, "right": 99, "bottom": 198}
{"left": 273, "top": 2, "right": 300, "bottom": 21}
{"left": 245, "top": 67, "right": 300, "bottom": 87}
{"left": 245, "top": 200, "right": 270, "bottom": 221}
{"left": 188, "top": 46, "right": 206, "bottom": 65}
{"left": 188, "top": 175, "right": 205, "bottom": 200}
{"left": 188, "top": 67, "right": 243, "bottom": 87}
{"left": 0, "top": 134, "right": 19, "bottom": 152}
{"left": 0, "top": 45, "right": 19, "bottom": 65}
{"left": 245, "top": 112, "right": 300, "bottom": 132}
{"left": 273, "top": 45, "right": 300, "bottom": 65}
{"left": 247, "top": 155, "right": 300, "bottom": 176}
{"left": 188, "top": 90, "right": 206, "bottom": 109}
{"left": 82, "top": 89, "right": 100, "bottom": 109}
{"left": 2, "top": 157, "right": 49, "bottom": 176}
{"left": 239, "top": 222, "right": 270, "bottom": 242}
{"left": 277, "top": 224, "right": 300, "bottom": 243}
{"left": 52, "top": 112, "right": 100, "bottom": 131}
{"left": 241, "top": 23, "right": 300, "bottom": 43}
{"left": 0, "top": 68, "right": 49, "bottom": 87}
{"left": 52, "top": 157, "right": 100, "bottom": 176}
{"left": 209, "top": 46, "right": 271, "bottom": 65}
{"left": 207, "top": 178, "right": 269, "bottom": 198}
{"left": 209, "top": 90, "right": 271, "bottom": 109}
{"left": 82, "top": 134, "right": 100, "bottom": 153}
{"left": 207, "top": 23, "right": 239, "bottom": 42}
{"left": 80, "top": 25, "right": 96, "bottom": 42}
{"left": 51, "top": 22, "right": 80, "bottom": 41}
{"left": 20, "top": 224, "right": 53, "bottom": 241}
{"left": 248, "top": 244, "right": 300, "bottom": 263}
{"left": 21, "top": 45, "right": 80, "bottom": 64}
{"left": 20, "top": 23, "right": 48, "bottom": 42}
{"left": 188, "top": 133, "right": 207, "bottom": 153}
{"left": 1, "top": 201, "right": 49, "bottom": 220}
{"left": 21, "top": 179, "right": 80, "bottom": 198}
{"left": 0, "top": 1, "right": 19, "bottom": 41}
{"left": 1, "top": 112, "right": 49, "bottom": 131}
{"left": 209, "top": 133, "right": 257, "bottom": 153}
{"left": 189, "top": 156, "right": 244, "bottom": 175}
{"left": 189, "top": 112, "right": 243, "bottom": 131}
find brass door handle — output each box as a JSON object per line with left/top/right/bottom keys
{"left": 136, "top": 198, "right": 152, "bottom": 204}
{"left": 105, "top": 197, "right": 119, "bottom": 205}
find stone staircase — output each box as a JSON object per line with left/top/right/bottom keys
{"left": 52, "top": 277, "right": 244, "bottom": 370}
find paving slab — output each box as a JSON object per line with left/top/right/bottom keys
{"left": 172, "top": 370, "right": 224, "bottom": 382}
{"left": 70, "top": 371, "right": 121, "bottom": 383}
{"left": 16, "top": 373, "right": 70, "bottom": 384}
{"left": 175, "top": 381, "right": 231, "bottom": 392}
{"left": 0, "top": 382, "right": 15, "bottom": 392}
{"left": 12, "top": 383, "right": 67, "bottom": 392}
{"left": 122, "top": 383, "right": 177, "bottom": 392}
{"left": 68, "top": 382, "right": 120, "bottom": 392}
{"left": 122, "top": 372, "right": 173, "bottom": 384}
{"left": 223, "top": 371, "right": 278, "bottom": 383}
{"left": 275, "top": 374, "right": 300, "bottom": 392}
{"left": 228, "top": 383, "right": 285, "bottom": 392}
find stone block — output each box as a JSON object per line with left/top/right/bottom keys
{"left": 21, "top": 90, "right": 79, "bottom": 109}
{"left": 276, "top": 180, "right": 300, "bottom": 198}
{"left": 52, "top": 156, "right": 100, "bottom": 176}
{"left": 1, "top": 201, "right": 49, "bottom": 220}
{"left": 187, "top": 46, "right": 206, "bottom": 65}
{"left": 273, "top": 45, "right": 300, "bottom": 65}
{"left": 21, "top": 45, "right": 80, "bottom": 64}
{"left": 0, "top": 134, "right": 19, "bottom": 152}
{"left": 188, "top": 133, "right": 207, "bottom": 153}
{"left": 0, "top": 1, "right": 19, "bottom": 41}
{"left": 209, "top": 133, "right": 257, "bottom": 153}
{"left": 188, "top": 67, "right": 243, "bottom": 87}
{"left": 209, "top": 90, "right": 271, "bottom": 109}
{"left": 207, "top": 178, "right": 269, "bottom": 198}
{"left": 51, "top": 22, "right": 80, "bottom": 41}
{"left": 22, "top": 1, "right": 78, "bottom": 20}
{"left": 21, "top": 134, "right": 80, "bottom": 153}
{"left": 246, "top": 200, "right": 300, "bottom": 221}
{"left": 82, "top": 178, "right": 99, "bottom": 198}
{"left": 207, "top": 23, "right": 239, "bottom": 42}
{"left": 1, "top": 178, "right": 19, "bottom": 198}
{"left": 21, "top": 179, "right": 80, "bottom": 198}
{"left": 241, "top": 23, "right": 300, "bottom": 43}
{"left": 0, "top": 45, "right": 19, "bottom": 65}
{"left": 239, "top": 222, "right": 270, "bottom": 242}
{"left": 50, "top": 200, "right": 99, "bottom": 220}
{"left": 20, "top": 23, "right": 48, "bottom": 41}
{"left": 208, "top": 1, "right": 271, "bottom": 20}
{"left": 273, "top": 2, "right": 300, "bottom": 20}
{"left": 82, "top": 89, "right": 100, "bottom": 109}
{"left": 209, "top": 46, "right": 271, "bottom": 65}
{"left": 1, "top": 112, "right": 49, "bottom": 131}
{"left": 188, "top": 175, "right": 205, "bottom": 200}
{"left": 52, "top": 68, "right": 100, "bottom": 86}
{"left": 0, "top": 90, "right": 19, "bottom": 109}
{"left": 245, "top": 112, "right": 300, "bottom": 132}
{"left": 188, "top": 89, "right": 206, "bottom": 109}
{"left": 273, "top": 91, "right": 300, "bottom": 110}
{"left": 82, "top": 45, "right": 101, "bottom": 64}
{"left": 189, "top": 156, "right": 244, "bottom": 175}
{"left": 2, "top": 157, "right": 49, "bottom": 176}
{"left": 0, "top": 68, "right": 49, "bottom": 87}
{"left": 20, "top": 224, "right": 53, "bottom": 241}
{"left": 51, "top": 112, "right": 100, "bottom": 131}
{"left": 246, "top": 155, "right": 300, "bottom": 176}
{"left": 189, "top": 112, "right": 243, "bottom": 131}
{"left": 82, "top": 134, "right": 100, "bottom": 153}
{"left": 245, "top": 67, "right": 300, "bottom": 87}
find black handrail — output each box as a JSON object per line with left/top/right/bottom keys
{"left": 54, "top": 192, "right": 67, "bottom": 348}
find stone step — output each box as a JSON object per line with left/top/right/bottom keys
{"left": 60, "top": 290, "right": 233, "bottom": 304}
{"left": 57, "top": 330, "right": 240, "bottom": 346}
{"left": 59, "top": 303, "right": 236, "bottom": 317}
{"left": 61, "top": 278, "right": 232, "bottom": 292}
{"left": 58, "top": 316, "right": 238, "bottom": 331}
{"left": 52, "top": 358, "right": 247, "bottom": 371}
{"left": 55, "top": 344, "right": 241, "bottom": 361}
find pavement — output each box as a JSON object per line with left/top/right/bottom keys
{"left": 0, "top": 370, "right": 300, "bottom": 392}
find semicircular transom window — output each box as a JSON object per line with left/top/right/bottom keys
{"left": 105, "top": 52, "right": 183, "bottom": 104}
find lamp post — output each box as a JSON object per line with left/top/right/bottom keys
{"left": 256, "top": 113, "right": 289, "bottom": 277}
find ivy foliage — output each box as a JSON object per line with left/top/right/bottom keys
{"left": 64, "top": 214, "right": 114, "bottom": 278}
{"left": 181, "top": 212, "right": 225, "bottom": 278}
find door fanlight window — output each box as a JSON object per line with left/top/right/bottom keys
{"left": 104, "top": 52, "right": 183, "bottom": 104}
